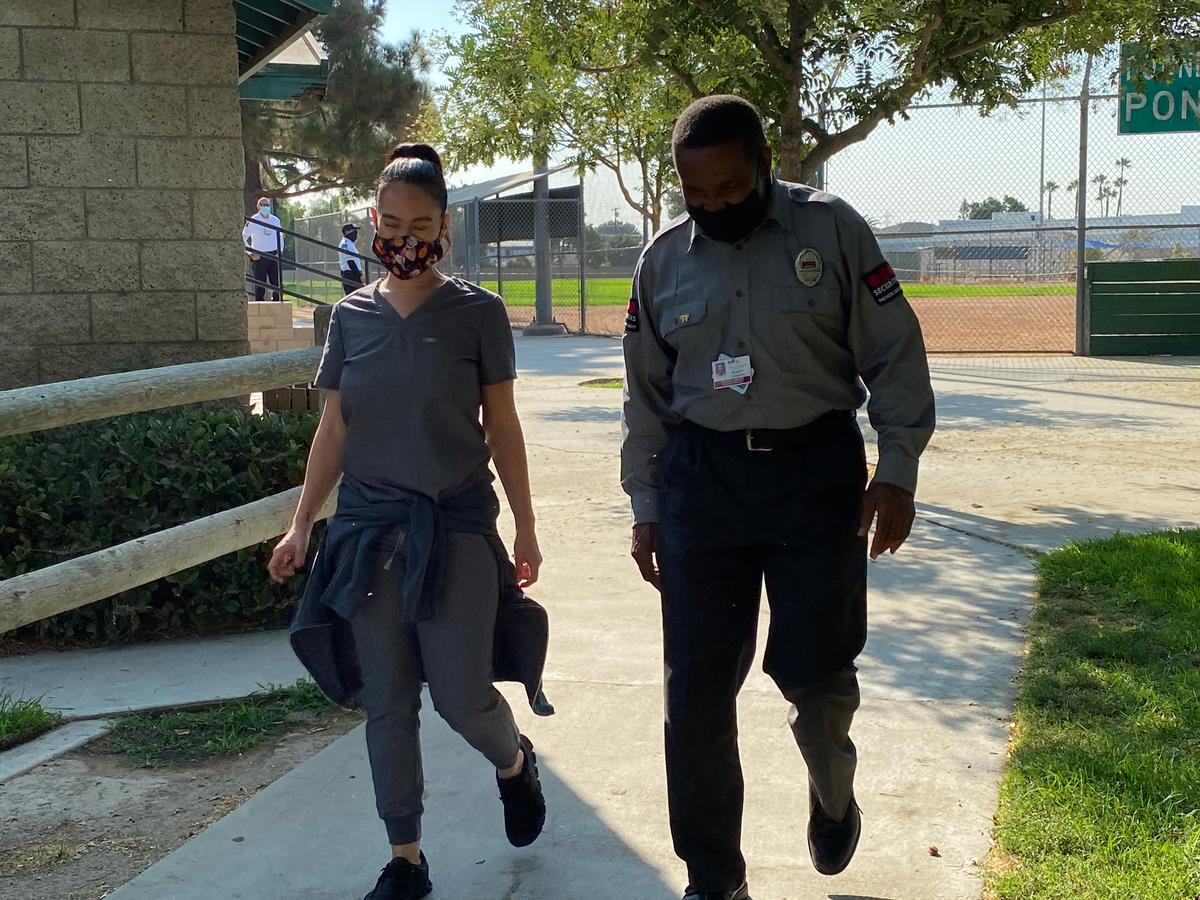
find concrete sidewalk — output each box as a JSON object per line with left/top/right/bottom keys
{"left": 10, "top": 342, "right": 1199, "bottom": 899}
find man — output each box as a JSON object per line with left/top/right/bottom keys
{"left": 338, "top": 222, "right": 366, "bottom": 295}
{"left": 243, "top": 197, "right": 283, "bottom": 301}
{"left": 621, "top": 95, "right": 935, "bottom": 900}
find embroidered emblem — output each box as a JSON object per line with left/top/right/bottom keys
{"left": 863, "top": 261, "right": 904, "bottom": 305}
{"left": 625, "top": 297, "right": 639, "bottom": 333}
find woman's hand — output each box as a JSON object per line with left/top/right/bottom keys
{"left": 512, "top": 527, "right": 543, "bottom": 589}
{"left": 267, "top": 525, "right": 312, "bottom": 583}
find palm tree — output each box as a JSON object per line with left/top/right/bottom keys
{"left": 1114, "top": 157, "right": 1132, "bottom": 217}
{"left": 1104, "top": 186, "right": 1119, "bottom": 218}
{"left": 1067, "top": 179, "right": 1079, "bottom": 213}
{"left": 1091, "top": 174, "right": 1109, "bottom": 218}
{"left": 1044, "top": 180, "right": 1059, "bottom": 220}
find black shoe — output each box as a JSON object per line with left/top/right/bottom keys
{"left": 497, "top": 734, "right": 546, "bottom": 847}
{"left": 682, "top": 883, "right": 751, "bottom": 900}
{"left": 363, "top": 852, "right": 432, "bottom": 900}
{"left": 807, "top": 785, "right": 862, "bottom": 876}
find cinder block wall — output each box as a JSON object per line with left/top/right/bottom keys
{"left": 247, "top": 302, "right": 314, "bottom": 354}
{"left": 0, "top": 0, "right": 250, "bottom": 390}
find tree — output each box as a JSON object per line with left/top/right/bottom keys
{"left": 241, "top": 0, "right": 431, "bottom": 212}
{"left": 1043, "top": 180, "right": 1059, "bottom": 219}
{"left": 964, "top": 195, "right": 1028, "bottom": 219}
{"left": 426, "top": 0, "right": 692, "bottom": 231}
{"left": 1114, "top": 157, "right": 1132, "bottom": 218}
{"left": 1091, "top": 173, "right": 1109, "bottom": 218}
{"left": 635, "top": 0, "right": 1196, "bottom": 182}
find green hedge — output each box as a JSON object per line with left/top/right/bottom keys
{"left": 0, "top": 408, "right": 318, "bottom": 644}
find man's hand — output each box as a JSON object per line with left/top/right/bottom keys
{"left": 249, "top": 252, "right": 262, "bottom": 261}
{"left": 631, "top": 523, "right": 661, "bottom": 591}
{"left": 858, "top": 483, "right": 915, "bottom": 560}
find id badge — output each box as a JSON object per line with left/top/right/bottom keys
{"left": 712, "top": 354, "right": 753, "bottom": 391}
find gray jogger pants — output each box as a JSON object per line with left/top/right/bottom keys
{"left": 349, "top": 532, "right": 521, "bottom": 845}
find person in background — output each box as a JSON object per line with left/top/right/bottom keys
{"left": 243, "top": 197, "right": 283, "bottom": 301}
{"left": 339, "top": 222, "right": 366, "bottom": 295}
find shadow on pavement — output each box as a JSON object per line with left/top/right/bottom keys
{"left": 108, "top": 708, "right": 679, "bottom": 900}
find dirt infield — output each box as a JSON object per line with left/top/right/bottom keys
{"left": 514, "top": 293, "right": 1077, "bottom": 354}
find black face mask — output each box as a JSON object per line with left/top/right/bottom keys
{"left": 686, "top": 163, "right": 769, "bottom": 243}
{"left": 346, "top": 230, "right": 358, "bottom": 242}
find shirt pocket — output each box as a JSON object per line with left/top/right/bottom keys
{"left": 659, "top": 298, "right": 709, "bottom": 350}
{"left": 772, "top": 284, "right": 841, "bottom": 317}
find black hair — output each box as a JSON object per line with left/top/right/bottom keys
{"left": 377, "top": 143, "right": 448, "bottom": 212}
{"left": 671, "top": 95, "right": 767, "bottom": 159}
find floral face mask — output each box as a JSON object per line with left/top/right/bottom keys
{"left": 371, "top": 232, "right": 446, "bottom": 280}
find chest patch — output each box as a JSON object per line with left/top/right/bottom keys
{"left": 863, "top": 261, "right": 904, "bottom": 305}
{"left": 795, "top": 248, "right": 823, "bottom": 287}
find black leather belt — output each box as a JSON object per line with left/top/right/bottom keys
{"left": 681, "top": 410, "right": 854, "bottom": 453}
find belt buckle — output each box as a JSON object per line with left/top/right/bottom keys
{"left": 745, "top": 429, "right": 774, "bottom": 452}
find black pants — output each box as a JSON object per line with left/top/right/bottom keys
{"left": 251, "top": 256, "right": 280, "bottom": 301}
{"left": 657, "top": 412, "right": 868, "bottom": 892}
{"left": 340, "top": 268, "right": 362, "bottom": 296}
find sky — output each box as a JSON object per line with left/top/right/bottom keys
{"left": 381, "top": 0, "right": 520, "bottom": 189}
{"left": 379, "top": 2, "right": 1198, "bottom": 229}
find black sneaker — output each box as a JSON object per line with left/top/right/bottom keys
{"left": 807, "top": 784, "right": 862, "bottom": 876}
{"left": 497, "top": 734, "right": 546, "bottom": 847}
{"left": 363, "top": 852, "right": 432, "bottom": 900}
{"left": 682, "top": 883, "right": 751, "bottom": 900}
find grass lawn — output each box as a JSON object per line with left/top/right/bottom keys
{"left": 988, "top": 530, "right": 1200, "bottom": 899}
{"left": 285, "top": 277, "right": 1073, "bottom": 308}
{"left": 579, "top": 378, "right": 624, "bottom": 389}
{"left": 0, "top": 693, "right": 62, "bottom": 752}
{"left": 102, "top": 680, "right": 338, "bottom": 767}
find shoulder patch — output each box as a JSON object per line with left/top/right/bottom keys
{"left": 863, "top": 261, "right": 904, "bottom": 305}
{"left": 624, "top": 296, "right": 640, "bottom": 333}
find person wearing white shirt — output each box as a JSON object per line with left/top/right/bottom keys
{"left": 243, "top": 197, "right": 283, "bottom": 301}
{"left": 338, "top": 222, "right": 366, "bottom": 295}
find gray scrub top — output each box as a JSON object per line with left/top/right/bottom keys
{"left": 314, "top": 278, "right": 517, "bottom": 502}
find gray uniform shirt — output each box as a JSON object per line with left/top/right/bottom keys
{"left": 315, "top": 278, "right": 517, "bottom": 502}
{"left": 621, "top": 178, "right": 936, "bottom": 525}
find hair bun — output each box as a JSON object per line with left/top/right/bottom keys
{"left": 389, "top": 142, "right": 444, "bottom": 174}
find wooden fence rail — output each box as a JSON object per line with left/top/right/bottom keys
{"left": 0, "top": 347, "right": 321, "bottom": 439}
{"left": 0, "top": 487, "right": 337, "bottom": 635}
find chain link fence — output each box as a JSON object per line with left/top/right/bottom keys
{"left": 292, "top": 51, "right": 1195, "bottom": 353}
{"left": 823, "top": 53, "right": 1199, "bottom": 353}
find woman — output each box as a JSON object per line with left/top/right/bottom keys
{"left": 268, "top": 143, "right": 547, "bottom": 900}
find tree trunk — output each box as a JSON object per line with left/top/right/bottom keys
{"left": 777, "top": 88, "right": 808, "bottom": 182}
{"left": 244, "top": 142, "right": 264, "bottom": 216}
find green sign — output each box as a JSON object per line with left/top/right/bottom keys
{"left": 1119, "top": 44, "right": 1200, "bottom": 134}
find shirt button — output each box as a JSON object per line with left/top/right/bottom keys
{"left": 734, "top": 243, "right": 743, "bottom": 250}
{"left": 735, "top": 290, "right": 743, "bottom": 297}
{"left": 737, "top": 341, "right": 747, "bottom": 350}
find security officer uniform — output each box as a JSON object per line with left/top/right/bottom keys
{"left": 621, "top": 177, "right": 936, "bottom": 892}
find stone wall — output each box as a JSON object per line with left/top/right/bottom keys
{"left": 0, "top": 0, "right": 249, "bottom": 390}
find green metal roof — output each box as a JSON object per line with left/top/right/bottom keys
{"left": 235, "top": 0, "right": 332, "bottom": 79}
{"left": 239, "top": 61, "right": 330, "bottom": 100}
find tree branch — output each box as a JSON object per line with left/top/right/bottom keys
{"left": 801, "top": 2, "right": 945, "bottom": 176}
{"left": 654, "top": 55, "right": 703, "bottom": 99}
{"left": 277, "top": 180, "right": 361, "bottom": 199}
{"left": 944, "top": 2, "right": 1084, "bottom": 61}
{"left": 594, "top": 154, "right": 650, "bottom": 220}
{"left": 687, "top": 0, "right": 792, "bottom": 74}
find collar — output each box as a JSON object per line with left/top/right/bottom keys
{"left": 685, "top": 176, "right": 788, "bottom": 252}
